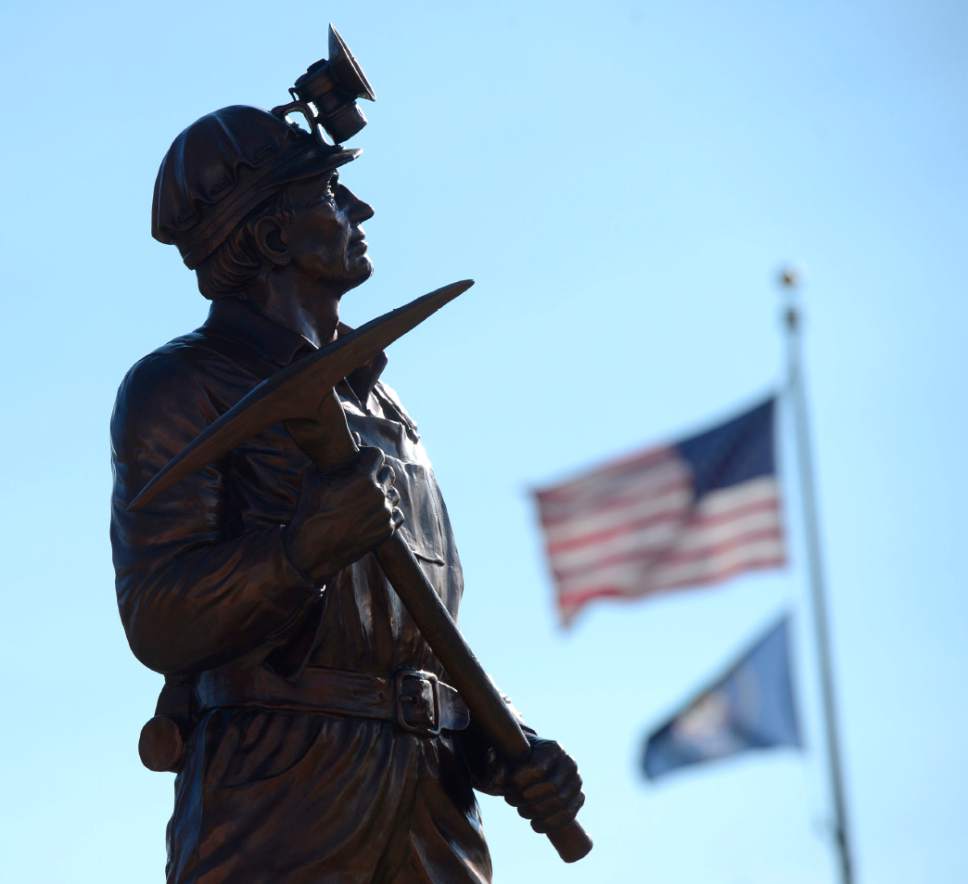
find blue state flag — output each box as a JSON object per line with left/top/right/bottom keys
{"left": 643, "top": 616, "right": 801, "bottom": 780}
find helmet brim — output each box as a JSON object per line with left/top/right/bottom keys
{"left": 178, "top": 143, "right": 362, "bottom": 269}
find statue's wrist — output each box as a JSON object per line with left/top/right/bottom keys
{"left": 282, "top": 524, "right": 330, "bottom": 585}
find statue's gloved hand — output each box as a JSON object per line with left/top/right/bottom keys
{"left": 283, "top": 446, "right": 402, "bottom": 583}
{"left": 469, "top": 733, "right": 585, "bottom": 834}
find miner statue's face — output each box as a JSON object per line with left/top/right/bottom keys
{"left": 283, "top": 170, "right": 375, "bottom": 294}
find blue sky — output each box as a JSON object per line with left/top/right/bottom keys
{"left": 0, "top": 1, "right": 965, "bottom": 881}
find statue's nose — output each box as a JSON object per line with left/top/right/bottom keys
{"left": 354, "top": 198, "right": 375, "bottom": 223}
{"left": 343, "top": 186, "right": 374, "bottom": 223}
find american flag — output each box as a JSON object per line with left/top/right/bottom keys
{"left": 533, "top": 398, "right": 786, "bottom": 626}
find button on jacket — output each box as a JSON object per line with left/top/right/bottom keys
{"left": 110, "top": 297, "right": 491, "bottom": 883}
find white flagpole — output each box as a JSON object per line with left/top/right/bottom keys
{"left": 779, "top": 268, "right": 854, "bottom": 884}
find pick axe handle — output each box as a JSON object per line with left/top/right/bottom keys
{"left": 286, "top": 391, "right": 592, "bottom": 864}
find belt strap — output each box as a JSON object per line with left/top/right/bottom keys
{"left": 196, "top": 665, "right": 469, "bottom": 736}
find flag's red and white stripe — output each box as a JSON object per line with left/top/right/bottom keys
{"left": 535, "top": 446, "right": 785, "bottom": 625}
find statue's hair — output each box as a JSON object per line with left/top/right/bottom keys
{"left": 194, "top": 189, "right": 295, "bottom": 300}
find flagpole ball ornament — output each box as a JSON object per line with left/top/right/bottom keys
{"left": 778, "top": 265, "right": 801, "bottom": 289}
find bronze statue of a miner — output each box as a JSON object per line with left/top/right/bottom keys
{"left": 110, "top": 27, "right": 589, "bottom": 882}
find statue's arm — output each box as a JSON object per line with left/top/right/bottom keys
{"left": 109, "top": 351, "right": 317, "bottom": 675}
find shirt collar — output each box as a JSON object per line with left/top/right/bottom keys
{"left": 204, "top": 297, "right": 313, "bottom": 368}
{"left": 202, "top": 297, "right": 388, "bottom": 399}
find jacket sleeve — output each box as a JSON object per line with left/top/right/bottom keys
{"left": 110, "top": 349, "right": 316, "bottom": 675}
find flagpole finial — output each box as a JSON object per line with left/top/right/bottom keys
{"left": 778, "top": 266, "right": 801, "bottom": 289}
{"left": 777, "top": 265, "right": 802, "bottom": 332}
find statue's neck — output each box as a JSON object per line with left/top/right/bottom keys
{"left": 245, "top": 276, "right": 343, "bottom": 349}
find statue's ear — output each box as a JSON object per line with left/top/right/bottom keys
{"left": 252, "top": 216, "right": 291, "bottom": 267}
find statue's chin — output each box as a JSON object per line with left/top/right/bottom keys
{"left": 344, "top": 258, "right": 374, "bottom": 292}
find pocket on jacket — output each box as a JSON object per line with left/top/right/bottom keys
{"left": 389, "top": 459, "right": 447, "bottom": 566}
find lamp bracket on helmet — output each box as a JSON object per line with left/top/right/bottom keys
{"left": 272, "top": 24, "right": 375, "bottom": 148}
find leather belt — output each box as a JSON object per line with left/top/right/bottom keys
{"left": 196, "top": 665, "right": 470, "bottom": 737}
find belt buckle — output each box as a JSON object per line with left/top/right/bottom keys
{"left": 394, "top": 669, "right": 441, "bottom": 737}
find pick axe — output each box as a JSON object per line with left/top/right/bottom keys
{"left": 129, "top": 280, "right": 592, "bottom": 863}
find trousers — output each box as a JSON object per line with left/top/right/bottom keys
{"left": 166, "top": 708, "right": 492, "bottom": 883}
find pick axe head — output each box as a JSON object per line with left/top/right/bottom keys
{"left": 128, "top": 279, "right": 474, "bottom": 512}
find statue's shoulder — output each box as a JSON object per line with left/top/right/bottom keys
{"left": 111, "top": 330, "right": 219, "bottom": 444}
{"left": 116, "top": 331, "right": 209, "bottom": 403}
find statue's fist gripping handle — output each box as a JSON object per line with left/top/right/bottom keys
{"left": 286, "top": 390, "right": 593, "bottom": 864}
{"left": 283, "top": 445, "right": 403, "bottom": 583}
